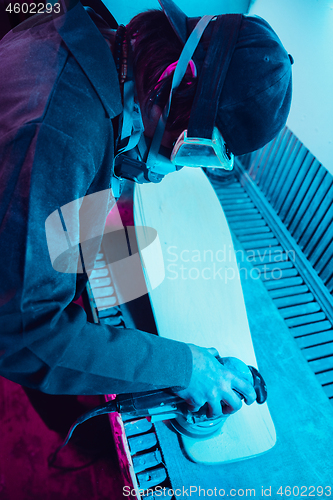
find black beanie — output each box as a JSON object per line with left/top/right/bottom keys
{"left": 159, "top": 0, "right": 293, "bottom": 156}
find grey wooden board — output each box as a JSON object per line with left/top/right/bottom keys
{"left": 245, "top": 246, "right": 285, "bottom": 257}
{"left": 248, "top": 141, "right": 263, "bottom": 179}
{"left": 132, "top": 450, "right": 162, "bottom": 474}
{"left": 266, "top": 129, "right": 293, "bottom": 200}
{"left": 317, "top": 371, "right": 333, "bottom": 386}
{"left": 290, "top": 320, "right": 332, "bottom": 337}
{"left": 285, "top": 312, "right": 326, "bottom": 328}
{"left": 237, "top": 232, "right": 275, "bottom": 243}
{"left": 309, "top": 355, "right": 333, "bottom": 373}
{"left": 242, "top": 239, "right": 279, "bottom": 249}
{"left": 232, "top": 226, "right": 270, "bottom": 236}
{"left": 254, "top": 261, "right": 294, "bottom": 272}
{"left": 214, "top": 187, "right": 245, "bottom": 196}
{"left": 323, "top": 384, "right": 333, "bottom": 399}
{"left": 218, "top": 193, "right": 249, "bottom": 201}
{"left": 128, "top": 432, "right": 157, "bottom": 455}
{"left": 153, "top": 236, "right": 333, "bottom": 495}
{"left": 269, "top": 285, "right": 309, "bottom": 299}
{"left": 294, "top": 174, "right": 333, "bottom": 248}
{"left": 261, "top": 129, "right": 291, "bottom": 196}
{"left": 223, "top": 202, "right": 256, "bottom": 211}
{"left": 136, "top": 467, "right": 167, "bottom": 490}
{"left": 298, "top": 182, "right": 333, "bottom": 255}
{"left": 327, "top": 274, "right": 333, "bottom": 293}
{"left": 248, "top": 251, "right": 289, "bottom": 265}
{"left": 270, "top": 137, "right": 300, "bottom": 209}
{"left": 302, "top": 342, "right": 333, "bottom": 361}
{"left": 288, "top": 163, "right": 326, "bottom": 237}
{"left": 227, "top": 214, "right": 263, "bottom": 222}
{"left": 275, "top": 145, "right": 308, "bottom": 215}
{"left": 295, "top": 330, "right": 333, "bottom": 349}
{"left": 223, "top": 208, "right": 259, "bottom": 216}
{"left": 280, "top": 302, "right": 321, "bottom": 318}
{"left": 229, "top": 220, "right": 267, "bottom": 230}
{"left": 258, "top": 133, "right": 285, "bottom": 185}
{"left": 222, "top": 195, "right": 252, "bottom": 203}
{"left": 261, "top": 269, "right": 299, "bottom": 280}
{"left": 284, "top": 160, "right": 320, "bottom": 229}
{"left": 264, "top": 276, "right": 304, "bottom": 290}
{"left": 256, "top": 137, "right": 280, "bottom": 187}
{"left": 123, "top": 418, "right": 153, "bottom": 437}
{"left": 248, "top": 139, "right": 269, "bottom": 181}
{"left": 305, "top": 203, "right": 333, "bottom": 265}
{"left": 318, "top": 240, "right": 333, "bottom": 280}
{"left": 279, "top": 151, "right": 314, "bottom": 221}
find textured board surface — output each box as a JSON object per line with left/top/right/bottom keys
{"left": 133, "top": 167, "right": 276, "bottom": 464}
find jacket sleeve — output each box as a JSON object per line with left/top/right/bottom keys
{"left": 0, "top": 121, "right": 192, "bottom": 395}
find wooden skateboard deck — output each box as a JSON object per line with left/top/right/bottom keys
{"left": 133, "top": 167, "right": 276, "bottom": 464}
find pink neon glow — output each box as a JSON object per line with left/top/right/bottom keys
{"left": 157, "top": 59, "right": 197, "bottom": 82}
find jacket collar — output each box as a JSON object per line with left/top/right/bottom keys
{"left": 53, "top": 1, "right": 123, "bottom": 119}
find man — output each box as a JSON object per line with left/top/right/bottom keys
{"left": 0, "top": 0, "right": 292, "bottom": 419}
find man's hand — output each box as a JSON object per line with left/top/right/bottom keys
{"left": 174, "top": 344, "right": 257, "bottom": 418}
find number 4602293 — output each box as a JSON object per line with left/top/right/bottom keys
{"left": 5, "top": 3, "right": 61, "bottom": 14}
{"left": 276, "top": 486, "right": 331, "bottom": 496}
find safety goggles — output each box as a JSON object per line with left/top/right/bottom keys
{"left": 170, "top": 126, "right": 234, "bottom": 170}
{"left": 145, "top": 14, "right": 239, "bottom": 180}
{"left": 115, "top": 13, "right": 240, "bottom": 184}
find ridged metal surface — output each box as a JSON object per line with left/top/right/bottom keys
{"left": 240, "top": 126, "right": 333, "bottom": 294}
{"left": 212, "top": 176, "right": 333, "bottom": 405}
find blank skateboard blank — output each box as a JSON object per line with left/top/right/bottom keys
{"left": 133, "top": 167, "right": 276, "bottom": 464}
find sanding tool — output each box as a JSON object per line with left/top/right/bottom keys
{"left": 50, "top": 356, "right": 267, "bottom": 465}
{"left": 112, "top": 356, "right": 267, "bottom": 439}
{"left": 170, "top": 357, "right": 266, "bottom": 438}
{"left": 71, "top": 357, "right": 266, "bottom": 439}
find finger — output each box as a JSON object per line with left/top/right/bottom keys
{"left": 207, "top": 400, "right": 223, "bottom": 419}
{"left": 207, "top": 347, "right": 219, "bottom": 358}
{"left": 187, "top": 403, "right": 202, "bottom": 413}
{"left": 186, "top": 397, "right": 206, "bottom": 414}
{"left": 233, "top": 378, "right": 257, "bottom": 405}
{"left": 220, "top": 391, "right": 243, "bottom": 414}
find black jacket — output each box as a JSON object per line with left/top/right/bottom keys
{"left": 0, "top": 2, "right": 192, "bottom": 394}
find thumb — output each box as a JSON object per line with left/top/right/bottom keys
{"left": 207, "top": 347, "right": 219, "bottom": 358}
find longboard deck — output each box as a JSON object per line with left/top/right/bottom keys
{"left": 133, "top": 167, "right": 276, "bottom": 464}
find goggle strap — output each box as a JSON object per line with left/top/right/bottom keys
{"left": 187, "top": 14, "right": 242, "bottom": 139}
{"left": 146, "top": 15, "right": 213, "bottom": 167}
{"left": 121, "top": 80, "right": 135, "bottom": 140}
{"left": 169, "top": 15, "right": 214, "bottom": 94}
